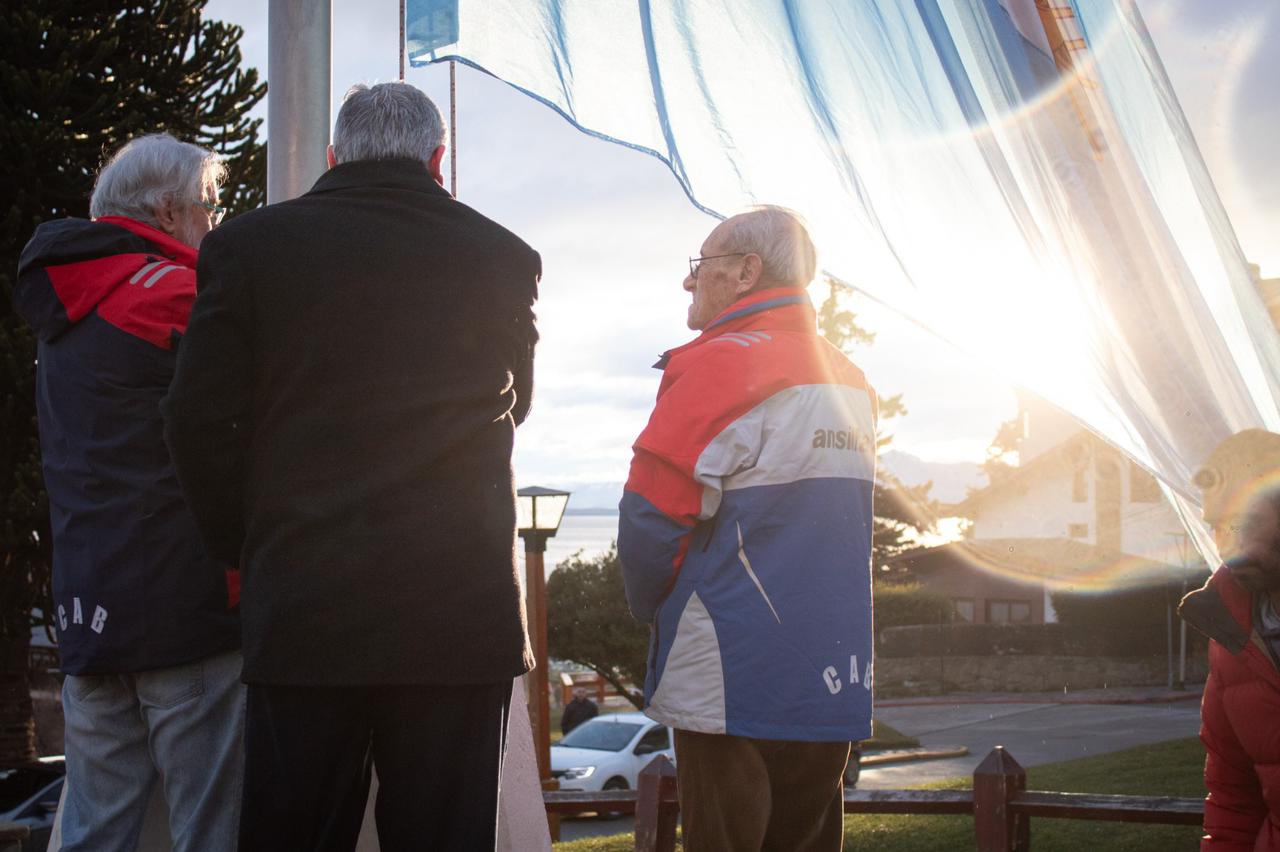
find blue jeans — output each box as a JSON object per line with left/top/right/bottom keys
{"left": 59, "top": 650, "right": 244, "bottom": 852}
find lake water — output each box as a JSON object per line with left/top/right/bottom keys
{"left": 518, "top": 512, "right": 619, "bottom": 574}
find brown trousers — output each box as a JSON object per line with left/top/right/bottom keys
{"left": 674, "top": 729, "right": 850, "bottom": 852}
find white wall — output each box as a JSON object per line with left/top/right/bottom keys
{"left": 971, "top": 438, "right": 1188, "bottom": 568}
{"left": 1119, "top": 466, "right": 1191, "bottom": 565}
{"left": 970, "top": 469, "right": 1092, "bottom": 541}
{"left": 1015, "top": 391, "right": 1082, "bottom": 464}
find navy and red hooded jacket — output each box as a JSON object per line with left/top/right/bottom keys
{"left": 14, "top": 216, "right": 239, "bottom": 675}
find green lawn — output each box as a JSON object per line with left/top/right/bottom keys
{"left": 552, "top": 737, "right": 1206, "bottom": 852}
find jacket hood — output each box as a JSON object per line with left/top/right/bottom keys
{"left": 15, "top": 216, "right": 197, "bottom": 344}
{"left": 1179, "top": 565, "right": 1251, "bottom": 654}
{"left": 655, "top": 288, "right": 815, "bottom": 369}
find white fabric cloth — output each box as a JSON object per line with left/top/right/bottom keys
{"left": 408, "top": 0, "right": 1280, "bottom": 563}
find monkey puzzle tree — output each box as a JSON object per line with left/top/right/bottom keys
{"left": 0, "top": 0, "right": 265, "bottom": 765}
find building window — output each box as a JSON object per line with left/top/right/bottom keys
{"left": 1129, "top": 461, "right": 1161, "bottom": 503}
{"left": 987, "top": 599, "right": 1033, "bottom": 624}
{"left": 953, "top": 599, "right": 975, "bottom": 624}
{"left": 1068, "top": 523, "right": 1089, "bottom": 539}
{"left": 1072, "top": 467, "right": 1088, "bottom": 502}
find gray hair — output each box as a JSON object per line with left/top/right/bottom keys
{"left": 719, "top": 206, "right": 817, "bottom": 289}
{"left": 90, "top": 134, "right": 226, "bottom": 227}
{"left": 332, "top": 82, "right": 448, "bottom": 165}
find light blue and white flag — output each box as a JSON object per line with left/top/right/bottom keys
{"left": 408, "top": 0, "right": 1280, "bottom": 559}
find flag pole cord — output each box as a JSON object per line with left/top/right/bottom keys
{"left": 450, "top": 60, "right": 458, "bottom": 197}
{"left": 398, "top": 5, "right": 455, "bottom": 195}
{"left": 398, "top": 0, "right": 406, "bottom": 80}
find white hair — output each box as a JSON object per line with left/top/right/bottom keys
{"left": 719, "top": 205, "right": 817, "bottom": 289}
{"left": 332, "top": 82, "right": 449, "bottom": 165}
{"left": 90, "top": 134, "right": 226, "bottom": 227}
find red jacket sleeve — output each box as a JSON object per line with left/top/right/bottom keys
{"left": 618, "top": 346, "right": 766, "bottom": 621}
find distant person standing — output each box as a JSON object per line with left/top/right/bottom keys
{"left": 1180, "top": 430, "right": 1280, "bottom": 851}
{"left": 14, "top": 134, "right": 243, "bottom": 852}
{"left": 163, "top": 82, "right": 540, "bottom": 851}
{"left": 562, "top": 687, "right": 600, "bottom": 735}
{"left": 618, "top": 207, "right": 877, "bottom": 852}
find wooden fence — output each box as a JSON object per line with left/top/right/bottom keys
{"left": 0, "top": 822, "right": 27, "bottom": 852}
{"left": 543, "top": 746, "right": 1203, "bottom": 852}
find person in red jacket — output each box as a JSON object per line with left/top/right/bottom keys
{"left": 15, "top": 133, "right": 242, "bottom": 852}
{"left": 1180, "top": 429, "right": 1280, "bottom": 851}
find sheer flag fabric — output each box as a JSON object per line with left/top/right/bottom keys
{"left": 407, "top": 0, "right": 1280, "bottom": 561}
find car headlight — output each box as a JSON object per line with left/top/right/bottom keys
{"left": 560, "top": 766, "right": 596, "bottom": 780}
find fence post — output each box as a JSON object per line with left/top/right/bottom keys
{"left": 634, "top": 754, "right": 679, "bottom": 852}
{"left": 0, "top": 821, "right": 28, "bottom": 852}
{"left": 974, "top": 746, "right": 1029, "bottom": 852}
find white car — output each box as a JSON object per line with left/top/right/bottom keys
{"left": 550, "top": 712, "right": 675, "bottom": 794}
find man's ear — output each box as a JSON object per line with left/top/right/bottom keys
{"left": 326, "top": 145, "right": 338, "bottom": 169}
{"left": 428, "top": 145, "right": 447, "bottom": 189}
{"left": 737, "top": 253, "right": 764, "bottom": 295}
{"left": 153, "top": 197, "right": 180, "bottom": 237}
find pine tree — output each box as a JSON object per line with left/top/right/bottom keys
{"left": 817, "top": 276, "right": 937, "bottom": 570}
{"left": 0, "top": 0, "right": 265, "bottom": 765}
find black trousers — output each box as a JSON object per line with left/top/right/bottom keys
{"left": 238, "top": 681, "right": 511, "bottom": 852}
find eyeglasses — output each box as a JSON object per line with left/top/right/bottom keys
{"left": 196, "top": 200, "right": 228, "bottom": 226}
{"left": 688, "top": 253, "right": 745, "bottom": 279}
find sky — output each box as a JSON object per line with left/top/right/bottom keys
{"left": 204, "top": 0, "right": 1279, "bottom": 500}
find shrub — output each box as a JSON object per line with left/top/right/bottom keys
{"left": 1050, "top": 572, "right": 1209, "bottom": 634}
{"left": 874, "top": 581, "right": 952, "bottom": 633}
{"left": 877, "top": 621, "right": 1182, "bottom": 658}
{"left": 547, "top": 545, "right": 648, "bottom": 708}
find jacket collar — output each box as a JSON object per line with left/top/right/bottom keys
{"left": 1181, "top": 567, "right": 1280, "bottom": 683}
{"left": 307, "top": 158, "right": 452, "bottom": 199}
{"left": 1180, "top": 568, "right": 1252, "bottom": 655}
{"left": 95, "top": 217, "right": 197, "bottom": 268}
{"left": 654, "top": 287, "right": 814, "bottom": 369}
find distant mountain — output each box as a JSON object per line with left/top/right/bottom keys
{"left": 879, "top": 450, "right": 983, "bottom": 503}
{"left": 554, "top": 452, "right": 983, "bottom": 511}
{"left": 556, "top": 481, "right": 625, "bottom": 512}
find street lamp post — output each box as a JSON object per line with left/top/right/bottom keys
{"left": 516, "top": 486, "right": 570, "bottom": 791}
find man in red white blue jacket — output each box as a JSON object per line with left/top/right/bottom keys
{"left": 619, "top": 206, "right": 877, "bottom": 852}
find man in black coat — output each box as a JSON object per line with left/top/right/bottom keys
{"left": 561, "top": 687, "right": 600, "bottom": 736}
{"left": 163, "top": 82, "right": 540, "bottom": 852}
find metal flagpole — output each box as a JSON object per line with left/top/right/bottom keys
{"left": 267, "top": 0, "right": 332, "bottom": 204}
{"left": 399, "top": 0, "right": 406, "bottom": 81}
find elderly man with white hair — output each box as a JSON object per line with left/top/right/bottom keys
{"left": 14, "top": 134, "right": 243, "bottom": 851}
{"left": 163, "top": 82, "right": 541, "bottom": 851}
{"left": 619, "top": 207, "right": 878, "bottom": 852}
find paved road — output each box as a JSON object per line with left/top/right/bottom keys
{"left": 559, "top": 697, "right": 1203, "bottom": 841}
{"left": 860, "top": 699, "right": 1202, "bottom": 789}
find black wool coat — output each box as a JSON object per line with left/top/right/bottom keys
{"left": 163, "top": 159, "right": 539, "bottom": 685}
